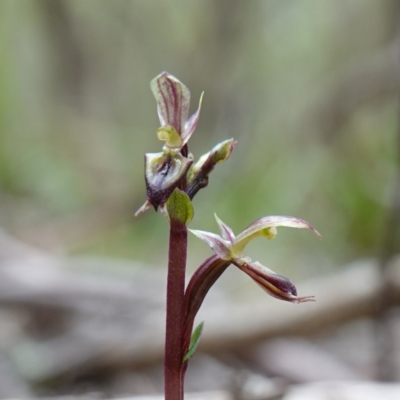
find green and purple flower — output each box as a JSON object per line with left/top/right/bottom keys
{"left": 136, "top": 72, "right": 235, "bottom": 215}
{"left": 190, "top": 214, "right": 321, "bottom": 303}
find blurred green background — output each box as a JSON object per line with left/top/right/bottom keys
{"left": 0, "top": 0, "right": 398, "bottom": 279}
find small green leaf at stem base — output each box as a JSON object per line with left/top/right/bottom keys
{"left": 183, "top": 321, "right": 204, "bottom": 362}
{"left": 166, "top": 188, "right": 194, "bottom": 225}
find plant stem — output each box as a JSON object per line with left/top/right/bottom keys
{"left": 165, "top": 220, "right": 187, "bottom": 400}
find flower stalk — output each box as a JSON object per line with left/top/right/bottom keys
{"left": 164, "top": 219, "right": 187, "bottom": 400}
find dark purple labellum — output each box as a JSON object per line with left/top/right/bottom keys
{"left": 144, "top": 152, "right": 192, "bottom": 210}
{"left": 266, "top": 273, "right": 297, "bottom": 296}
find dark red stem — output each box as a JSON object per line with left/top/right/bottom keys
{"left": 164, "top": 219, "right": 187, "bottom": 400}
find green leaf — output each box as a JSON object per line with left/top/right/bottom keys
{"left": 183, "top": 321, "right": 204, "bottom": 362}
{"left": 166, "top": 188, "right": 194, "bottom": 225}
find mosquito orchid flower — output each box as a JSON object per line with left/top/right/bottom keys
{"left": 190, "top": 214, "right": 321, "bottom": 303}
{"left": 135, "top": 72, "right": 204, "bottom": 215}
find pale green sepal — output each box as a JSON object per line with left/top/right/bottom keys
{"left": 183, "top": 321, "right": 204, "bottom": 362}
{"left": 166, "top": 188, "right": 194, "bottom": 225}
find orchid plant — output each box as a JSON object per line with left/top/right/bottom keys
{"left": 136, "top": 72, "right": 320, "bottom": 400}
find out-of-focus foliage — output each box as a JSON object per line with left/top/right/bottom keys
{"left": 0, "top": 0, "right": 398, "bottom": 276}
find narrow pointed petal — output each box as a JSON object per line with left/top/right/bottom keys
{"left": 150, "top": 72, "right": 190, "bottom": 135}
{"left": 134, "top": 200, "right": 152, "bottom": 217}
{"left": 189, "top": 229, "right": 231, "bottom": 260}
{"left": 182, "top": 92, "right": 204, "bottom": 145}
{"left": 214, "top": 214, "right": 235, "bottom": 243}
{"left": 234, "top": 216, "right": 321, "bottom": 254}
{"left": 236, "top": 260, "right": 315, "bottom": 304}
